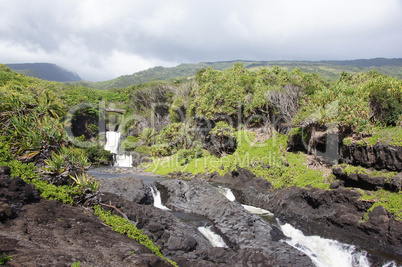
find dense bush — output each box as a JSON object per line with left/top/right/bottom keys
{"left": 369, "top": 81, "right": 402, "bottom": 126}
{"left": 204, "top": 121, "right": 237, "bottom": 156}
{"left": 188, "top": 64, "right": 327, "bottom": 123}
{"left": 155, "top": 122, "right": 195, "bottom": 150}
{"left": 83, "top": 145, "right": 113, "bottom": 165}
{"left": 121, "top": 136, "right": 140, "bottom": 151}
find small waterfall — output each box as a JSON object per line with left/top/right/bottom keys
{"left": 198, "top": 226, "right": 228, "bottom": 248}
{"left": 104, "top": 131, "right": 132, "bottom": 167}
{"left": 104, "top": 131, "right": 120, "bottom": 154}
{"left": 150, "top": 187, "right": 171, "bottom": 211}
{"left": 216, "top": 186, "right": 272, "bottom": 215}
{"left": 115, "top": 154, "right": 133, "bottom": 167}
{"left": 280, "top": 223, "right": 370, "bottom": 267}
{"left": 242, "top": 204, "right": 273, "bottom": 215}
{"left": 382, "top": 261, "right": 398, "bottom": 267}
{"left": 216, "top": 186, "right": 236, "bottom": 201}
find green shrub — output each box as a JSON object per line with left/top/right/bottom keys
{"left": 176, "top": 145, "right": 205, "bottom": 166}
{"left": 152, "top": 122, "right": 195, "bottom": 156}
{"left": 139, "top": 127, "right": 156, "bottom": 146}
{"left": 369, "top": 82, "right": 402, "bottom": 126}
{"left": 84, "top": 145, "right": 112, "bottom": 165}
{"left": 150, "top": 144, "right": 172, "bottom": 157}
{"left": 134, "top": 145, "right": 151, "bottom": 155}
{"left": 121, "top": 136, "right": 139, "bottom": 151}
{"left": 70, "top": 173, "right": 101, "bottom": 192}
{"left": 0, "top": 252, "right": 13, "bottom": 265}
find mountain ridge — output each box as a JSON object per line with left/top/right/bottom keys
{"left": 5, "top": 63, "right": 81, "bottom": 82}
{"left": 91, "top": 57, "right": 402, "bottom": 89}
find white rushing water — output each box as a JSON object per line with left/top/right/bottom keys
{"left": 218, "top": 186, "right": 372, "bottom": 267}
{"left": 242, "top": 204, "right": 273, "bottom": 215}
{"left": 280, "top": 223, "right": 370, "bottom": 267}
{"left": 104, "top": 131, "right": 120, "bottom": 154}
{"left": 104, "top": 131, "right": 133, "bottom": 167}
{"left": 198, "top": 226, "right": 228, "bottom": 248}
{"left": 216, "top": 186, "right": 236, "bottom": 201}
{"left": 115, "top": 154, "right": 133, "bottom": 167}
{"left": 216, "top": 186, "right": 273, "bottom": 215}
{"left": 150, "top": 187, "right": 171, "bottom": 211}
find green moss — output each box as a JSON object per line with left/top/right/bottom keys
{"left": 368, "top": 127, "right": 402, "bottom": 146}
{"left": 94, "top": 206, "right": 177, "bottom": 266}
{"left": 342, "top": 138, "right": 352, "bottom": 146}
{"left": 336, "top": 163, "right": 398, "bottom": 179}
{"left": 360, "top": 190, "right": 402, "bottom": 221}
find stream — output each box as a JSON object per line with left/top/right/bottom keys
{"left": 98, "top": 131, "right": 399, "bottom": 266}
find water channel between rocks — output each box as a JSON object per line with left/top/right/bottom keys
{"left": 88, "top": 167, "right": 399, "bottom": 267}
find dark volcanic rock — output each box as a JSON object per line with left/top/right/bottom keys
{"left": 340, "top": 142, "right": 402, "bottom": 171}
{"left": 333, "top": 165, "right": 402, "bottom": 192}
{"left": 206, "top": 168, "right": 272, "bottom": 207}
{"left": 287, "top": 125, "right": 402, "bottom": 171}
{"left": 267, "top": 187, "right": 402, "bottom": 263}
{"left": 100, "top": 192, "right": 297, "bottom": 267}
{"left": 97, "top": 176, "right": 151, "bottom": 204}
{"left": 0, "top": 167, "right": 170, "bottom": 266}
{"left": 0, "top": 167, "right": 40, "bottom": 210}
{"left": 207, "top": 167, "right": 402, "bottom": 264}
{"left": 156, "top": 178, "right": 314, "bottom": 266}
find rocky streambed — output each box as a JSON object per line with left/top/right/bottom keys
{"left": 2, "top": 165, "right": 401, "bottom": 266}
{"left": 93, "top": 167, "right": 401, "bottom": 266}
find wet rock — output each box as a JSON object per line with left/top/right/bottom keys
{"left": 97, "top": 176, "right": 151, "bottom": 204}
{"left": 208, "top": 167, "right": 402, "bottom": 264}
{"left": 329, "top": 180, "right": 345, "bottom": 189}
{"left": 156, "top": 178, "right": 314, "bottom": 266}
{"left": 267, "top": 187, "right": 402, "bottom": 262}
{"left": 99, "top": 192, "right": 220, "bottom": 265}
{"left": 0, "top": 201, "right": 13, "bottom": 221}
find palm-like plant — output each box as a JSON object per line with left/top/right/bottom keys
{"left": 140, "top": 127, "right": 156, "bottom": 146}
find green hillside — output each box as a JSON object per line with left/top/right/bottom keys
{"left": 91, "top": 58, "right": 402, "bottom": 90}
{"left": 6, "top": 63, "right": 81, "bottom": 82}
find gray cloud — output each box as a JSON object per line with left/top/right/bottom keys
{"left": 0, "top": 0, "right": 401, "bottom": 81}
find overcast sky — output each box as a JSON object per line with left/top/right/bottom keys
{"left": 1, "top": 0, "right": 401, "bottom": 81}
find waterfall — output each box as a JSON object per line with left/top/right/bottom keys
{"left": 216, "top": 186, "right": 272, "bottom": 215}
{"left": 198, "top": 226, "right": 228, "bottom": 248}
{"left": 103, "top": 131, "right": 133, "bottom": 167}
{"left": 217, "top": 186, "right": 372, "bottom": 267}
{"left": 115, "top": 154, "right": 133, "bottom": 167}
{"left": 104, "top": 131, "right": 120, "bottom": 154}
{"left": 216, "top": 186, "right": 236, "bottom": 201}
{"left": 150, "top": 187, "right": 171, "bottom": 210}
{"left": 280, "top": 223, "right": 370, "bottom": 267}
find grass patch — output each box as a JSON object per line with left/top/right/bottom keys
{"left": 367, "top": 127, "right": 402, "bottom": 146}
{"left": 360, "top": 190, "right": 402, "bottom": 221}
{"left": 146, "top": 130, "right": 330, "bottom": 189}
{"left": 94, "top": 206, "right": 177, "bottom": 266}
{"left": 336, "top": 163, "right": 398, "bottom": 179}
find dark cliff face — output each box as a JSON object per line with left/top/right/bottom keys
{"left": 287, "top": 126, "right": 402, "bottom": 172}
{"left": 339, "top": 143, "right": 402, "bottom": 172}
